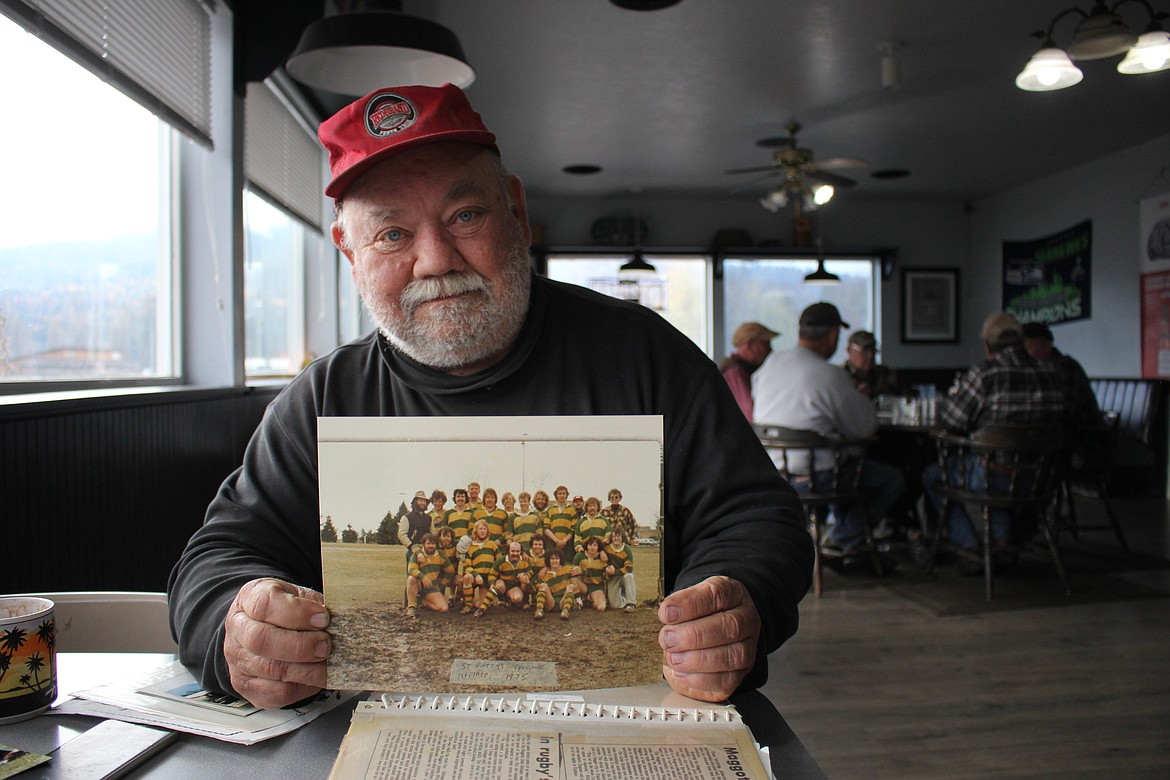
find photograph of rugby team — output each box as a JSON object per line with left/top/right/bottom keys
{"left": 399, "top": 481, "right": 655, "bottom": 622}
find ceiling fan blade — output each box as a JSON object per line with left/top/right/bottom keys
{"left": 728, "top": 172, "right": 780, "bottom": 194}
{"left": 724, "top": 164, "right": 778, "bottom": 175}
{"left": 811, "top": 156, "right": 867, "bottom": 171}
{"left": 805, "top": 169, "right": 857, "bottom": 188}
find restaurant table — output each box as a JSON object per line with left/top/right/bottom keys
{"left": 873, "top": 422, "right": 942, "bottom": 533}
{"left": 0, "top": 654, "right": 826, "bottom": 779}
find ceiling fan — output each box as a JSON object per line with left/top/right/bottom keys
{"left": 725, "top": 121, "right": 866, "bottom": 211}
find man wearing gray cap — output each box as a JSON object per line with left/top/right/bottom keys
{"left": 843, "top": 330, "right": 904, "bottom": 399}
{"left": 719, "top": 321, "right": 780, "bottom": 420}
{"left": 753, "top": 303, "right": 905, "bottom": 557}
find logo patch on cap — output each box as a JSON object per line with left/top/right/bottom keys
{"left": 364, "top": 92, "right": 416, "bottom": 138}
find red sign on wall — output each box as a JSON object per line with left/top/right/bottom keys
{"left": 1140, "top": 270, "right": 1170, "bottom": 378}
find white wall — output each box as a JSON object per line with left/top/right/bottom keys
{"left": 526, "top": 131, "right": 1170, "bottom": 378}
{"left": 967, "top": 132, "right": 1170, "bottom": 377}
{"left": 527, "top": 191, "right": 972, "bottom": 369}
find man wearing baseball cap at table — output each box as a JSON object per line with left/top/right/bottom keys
{"left": 843, "top": 330, "right": 904, "bottom": 399}
{"left": 169, "top": 84, "right": 812, "bottom": 709}
{"left": 753, "top": 302, "right": 905, "bottom": 561}
{"left": 719, "top": 321, "right": 780, "bottom": 421}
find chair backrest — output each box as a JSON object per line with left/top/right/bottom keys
{"left": 934, "top": 423, "right": 1064, "bottom": 504}
{"left": 4, "top": 591, "right": 175, "bottom": 653}
{"left": 754, "top": 424, "right": 870, "bottom": 498}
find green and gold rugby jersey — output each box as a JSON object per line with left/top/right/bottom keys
{"left": 442, "top": 508, "right": 474, "bottom": 541}
{"left": 508, "top": 510, "right": 542, "bottom": 547}
{"left": 574, "top": 514, "right": 611, "bottom": 551}
{"left": 493, "top": 554, "right": 530, "bottom": 587}
{"left": 463, "top": 538, "right": 500, "bottom": 577}
{"left": 603, "top": 543, "right": 633, "bottom": 575}
{"left": 474, "top": 507, "right": 509, "bottom": 543}
{"left": 543, "top": 504, "right": 577, "bottom": 546}
{"left": 573, "top": 551, "right": 608, "bottom": 586}
{"left": 409, "top": 551, "right": 454, "bottom": 592}
{"left": 539, "top": 563, "right": 574, "bottom": 597}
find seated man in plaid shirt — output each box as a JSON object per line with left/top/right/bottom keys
{"left": 923, "top": 312, "right": 1075, "bottom": 573}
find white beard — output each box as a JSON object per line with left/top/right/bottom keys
{"left": 357, "top": 234, "right": 531, "bottom": 371}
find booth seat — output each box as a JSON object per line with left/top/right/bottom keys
{"left": 1089, "top": 377, "right": 1168, "bottom": 496}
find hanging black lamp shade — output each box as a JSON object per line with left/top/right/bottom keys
{"left": 286, "top": 4, "right": 474, "bottom": 95}
{"left": 619, "top": 250, "right": 657, "bottom": 273}
{"left": 803, "top": 258, "right": 841, "bottom": 285}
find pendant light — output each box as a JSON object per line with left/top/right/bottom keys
{"left": 804, "top": 238, "right": 840, "bottom": 286}
{"left": 619, "top": 191, "right": 656, "bottom": 273}
{"left": 286, "top": 1, "right": 474, "bottom": 96}
{"left": 804, "top": 259, "right": 841, "bottom": 286}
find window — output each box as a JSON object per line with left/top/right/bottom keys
{"left": 242, "top": 79, "right": 328, "bottom": 378}
{"left": 243, "top": 191, "right": 311, "bottom": 377}
{"left": 545, "top": 254, "right": 712, "bottom": 355}
{"left": 337, "top": 255, "right": 363, "bottom": 344}
{"left": 0, "top": 14, "right": 175, "bottom": 385}
{"left": 721, "top": 256, "right": 876, "bottom": 362}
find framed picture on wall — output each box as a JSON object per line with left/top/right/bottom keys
{"left": 902, "top": 268, "right": 959, "bottom": 343}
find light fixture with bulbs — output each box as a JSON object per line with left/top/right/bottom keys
{"left": 286, "top": 0, "right": 475, "bottom": 96}
{"left": 1015, "top": 0, "right": 1170, "bottom": 91}
{"left": 760, "top": 181, "right": 835, "bottom": 213}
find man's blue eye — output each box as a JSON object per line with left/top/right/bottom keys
{"left": 384, "top": 229, "right": 403, "bottom": 241}
{"left": 456, "top": 210, "right": 476, "bottom": 223}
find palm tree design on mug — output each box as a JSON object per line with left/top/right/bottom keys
{"left": 0, "top": 618, "right": 55, "bottom": 696}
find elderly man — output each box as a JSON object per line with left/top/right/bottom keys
{"left": 719, "top": 321, "right": 779, "bottom": 420}
{"left": 923, "top": 312, "right": 1070, "bottom": 573}
{"left": 168, "top": 84, "right": 811, "bottom": 708}
{"left": 842, "top": 330, "right": 903, "bottom": 399}
{"left": 753, "top": 302, "right": 905, "bottom": 558}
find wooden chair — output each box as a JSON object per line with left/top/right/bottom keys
{"left": 4, "top": 591, "right": 176, "bottom": 653}
{"left": 925, "top": 423, "right": 1070, "bottom": 601}
{"left": 1059, "top": 410, "right": 1129, "bottom": 550}
{"left": 754, "top": 424, "right": 884, "bottom": 597}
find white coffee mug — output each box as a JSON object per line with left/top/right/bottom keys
{"left": 0, "top": 596, "right": 56, "bottom": 723}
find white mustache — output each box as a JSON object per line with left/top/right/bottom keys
{"left": 399, "top": 273, "right": 489, "bottom": 316}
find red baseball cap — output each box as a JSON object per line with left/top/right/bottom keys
{"left": 319, "top": 83, "right": 498, "bottom": 199}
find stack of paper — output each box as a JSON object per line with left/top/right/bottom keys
{"left": 49, "top": 659, "right": 356, "bottom": 745}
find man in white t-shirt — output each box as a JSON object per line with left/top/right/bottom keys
{"left": 753, "top": 302, "right": 904, "bottom": 555}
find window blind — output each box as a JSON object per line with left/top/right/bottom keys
{"left": 4, "top": 0, "right": 212, "bottom": 146}
{"left": 244, "top": 80, "right": 325, "bottom": 232}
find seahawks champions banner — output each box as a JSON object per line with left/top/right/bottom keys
{"left": 1002, "top": 220, "right": 1091, "bottom": 325}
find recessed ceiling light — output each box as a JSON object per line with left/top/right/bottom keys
{"left": 871, "top": 169, "right": 911, "bottom": 180}
{"left": 563, "top": 164, "right": 603, "bottom": 175}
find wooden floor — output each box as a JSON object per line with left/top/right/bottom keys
{"left": 762, "top": 497, "right": 1170, "bottom": 778}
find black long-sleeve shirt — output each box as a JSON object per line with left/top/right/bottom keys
{"left": 168, "top": 275, "right": 812, "bottom": 697}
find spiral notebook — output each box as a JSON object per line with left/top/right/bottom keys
{"left": 328, "top": 685, "right": 774, "bottom": 780}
